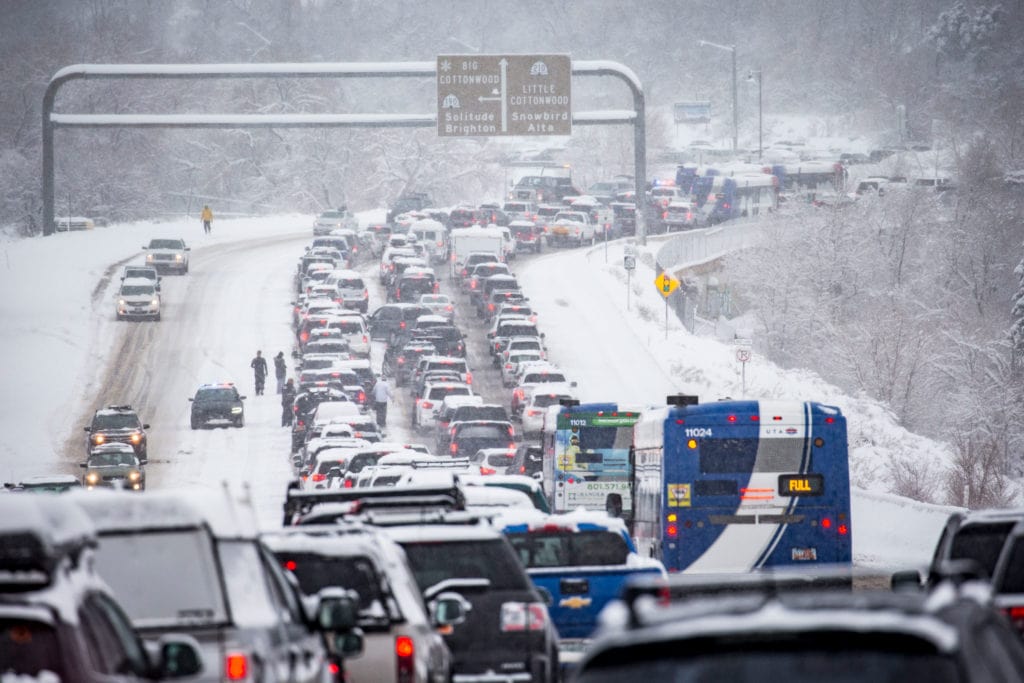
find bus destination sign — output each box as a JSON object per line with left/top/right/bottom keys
{"left": 437, "top": 54, "right": 571, "bottom": 137}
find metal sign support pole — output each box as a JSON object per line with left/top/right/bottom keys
{"left": 664, "top": 298, "right": 669, "bottom": 339}
{"left": 627, "top": 270, "right": 631, "bottom": 311}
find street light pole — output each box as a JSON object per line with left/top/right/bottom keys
{"left": 698, "top": 40, "right": 737, "bottom": 152}
{"left": 748, "top": 69, "right": 763, "bottom": 161}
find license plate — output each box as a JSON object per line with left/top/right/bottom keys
{"left": 791, "top": 547, "right": 818, "bottom": 561}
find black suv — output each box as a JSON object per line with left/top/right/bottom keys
{"left": 385, "top": 523, "right": 559, "bottom": 682}
{"left": 0, "top": 495, "right": 203, "bottom": 682}
{"left": 577, "top": 573, "right": 1024, "bottom": 682}
{"left": 368, "top": 303, "right": 431, "bottom": 342}
{"left": 84, "top": 404, "right": 149, "bottom": 460}
{"left": 892, "top": 508, "right": 1024, "bottom": 590}
{"left": 188, "top": 383, "right": 246, "bottom": 429}
{"left": 387, "top": 191, "right": 434, "bottom": 224}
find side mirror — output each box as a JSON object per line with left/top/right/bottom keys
{"left": 317, "top": 591, "right": 359, "bottom": 632}
{"left": 79, "top": 463, "right": 88, "bottom": 469}
{"left": 430, "top": 591, "right": 471, "bottom": 627}
{"left": 570, "top": 381, "right": 578, "bottom": 388}
{"left": 535, "top": 586, "right": 553, "bottom": 606}
{"left": 239, "top": 396, "right": 247, "bottom": 401}
{"left": 292, "top": 454, "right": 303, "bottom": 467}
{"left": 153, "top": 635, "right": 204, "bottom": 678}
{"left": 143, "top": 424, "right": 151, "bottom": 429}
{"left": 531, "top": 471, "right": 543, "bottom": 483}
{"left": 141, "top": 245, "right": 148, "bottom": 249}
{"left": 188, "top": 398, "right": 194, "bottom": 402}
{"left": 184, "top": 247, "right": 191, "bottom": 251}
{"left": 83, "top": 426, "right": 91, "bottom": 432}
{"left": 139, "top": 457, "right": 148, "bottom": 465}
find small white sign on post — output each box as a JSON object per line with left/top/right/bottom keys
{"left": 733, "top": 338, "right": 752, "bottom": 396}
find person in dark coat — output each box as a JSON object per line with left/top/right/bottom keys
{"left": 250, "top": 350, "right": 269, "bottom": 396}
{"left": 281, "top": 378, "right": 297, "bottom": 427}
{"left": 273, "top": 351, "right": 287, "bottom": 394}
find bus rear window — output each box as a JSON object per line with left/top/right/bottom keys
{"left": 698, "top": 438, "right": 805, "bottom": 474}
{"left": 698, "top": 439, "right": 758, "bottom": 473}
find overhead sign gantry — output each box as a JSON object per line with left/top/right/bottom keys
{"left": 436, "top": 54, "right": 571, "bottom": 137}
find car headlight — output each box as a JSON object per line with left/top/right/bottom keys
{"left": 129, "top": 432, "right": 142, "bottom": 444}
{"left": 86, "top": 472, "right": 99, "bottom": 484}
{"left": 145, "top": 254, "right": 154, "bottom": 262}
{"left": 128, "top": 470, "right": 141, "bottom": 482}
{"left": 92, "top": 434, "right": 105, "bottom": 445}
{"left": 151, "top": 299, "right": 160, "bottom": 307}
{"left": 231, "top": 406, "right": 243, "bottom": 414}
{"left": 174, "top": 254, "right": 183, "bottom": 261}
{"left": 118, "top": 299, "right": 126, "bottom": 306}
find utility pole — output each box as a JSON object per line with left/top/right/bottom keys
{"left": 699, "top": 40, "right": 738, "bottom": 152}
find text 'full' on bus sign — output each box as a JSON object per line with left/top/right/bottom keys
{"left": 437, "top": 54, "right": 572, "bottom": 137}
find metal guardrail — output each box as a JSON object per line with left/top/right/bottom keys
{"left": 653, "top": 219, "right": 767, "bottom": 333}
{"left": 655, "top": 220, "right": 765, "bottom": 274}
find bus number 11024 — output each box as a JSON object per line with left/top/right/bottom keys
{"left": 684, "top": 428, "right": 713, "bottom": 437}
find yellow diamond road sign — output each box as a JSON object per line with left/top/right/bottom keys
{"left": 655, "top": 271, "right": 679, "bottom": 298}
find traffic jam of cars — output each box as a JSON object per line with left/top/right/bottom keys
{"left": 7, "top": 184, "right": 1024, "bottom": 683}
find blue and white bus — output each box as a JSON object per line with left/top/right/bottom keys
{"left": 631, "top": 396, "right": 852, "bottom": 573}
{"left": 541, "top": 402, "right": 641, "bottom": 520}
{"left": 700, "top": 173, "right": 779, "bottom": 224}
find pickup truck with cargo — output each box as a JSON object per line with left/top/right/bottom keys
{"left": 499, "top": 510, "right": 664, "bottom": 674}
{"left": 547, "top": 211, "right": 596, "bottom": 247}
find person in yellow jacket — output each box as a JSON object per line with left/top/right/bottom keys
{"left": 201, "top": 205, "right": 213, "bottom": 234}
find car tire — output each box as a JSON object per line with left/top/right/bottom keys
{"left": 116, "top": 313, "right": 124, "bottom": 321}
{"left": 154, "top": 312, "right": 161, "bottom": 322}
{"left": 235, "top": 416, "right": 245, "bottom": 428}
{"left": 190, "top": 417, "right": 199, "bottom": 430}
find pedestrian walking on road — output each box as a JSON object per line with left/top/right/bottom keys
{"left": 281, "top": 378, "right": 296, "bottom": 427}
{"left": 371, "top": 375, "right": 394, "bottom": 428}
{"left": 273, "top": 351, "right": 287, "bottom": 394}
{"left": 250, "top": 350, "right": 268, "bottom": 396}
{"left": 201, "top": 205, "right": 213, "bottom": 234}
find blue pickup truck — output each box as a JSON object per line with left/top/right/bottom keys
{"left": 498, "top": 510, "right": 665, "bottom": 669}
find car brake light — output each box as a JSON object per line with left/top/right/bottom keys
{"left": 362, "top": 335, "right": 369, "bottom": 344}
{"left": 450, "top": 443, "right": 458, "bottom": 454}
{"left": 358, "top": 391, "right": 366, "bottom": 403}
{"left": 225, "top": 652, "right": 248, "bottom": 680}
{"left": 466, "top": 372, "right": 473, "bottom": 384}
{"left": 396, "top": 636, "right": 415, "bottom": 683}
{"left": 344, "top": 478, "right": 353, "bottom": 488}
{"left": 421, "top": 401, "right": 433, "bottom": 409}
{"left": 499, "top": 602, "right": 547, "bottom": 632}
{"left": 480, "top": 466, "right": 496, "bottom": 475}
{"left": 363, "top": 289, "right": 369, "bottom": 298}
{"left": 526, "top": 409, "right": 539, "bottom": 416}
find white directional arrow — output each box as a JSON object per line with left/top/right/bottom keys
{"left": 499, "top": 57, "right": 507, "bottom": 132}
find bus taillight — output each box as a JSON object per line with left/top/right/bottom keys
{"left": 666, "top": 513, "right": 678, "bottom": 538}
{"left": 821, "top": 517, "right": 833, "bottom": 530}
{"left": 838, "top": 524, "right": 849, "bottom": 535}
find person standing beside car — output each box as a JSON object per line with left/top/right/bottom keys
{"left": 371, "top": 375, "right": 393, "bottom": 428}
{"left": 201, "top": 205, "right": 213, "bottom": 234}
{"left": 281, "top": 378, "right": 296, "bottom": 427}
{"left": 273, "top": 351, "right": 287, "bottom": 394}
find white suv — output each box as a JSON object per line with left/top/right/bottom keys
{"left": 142, "top": 238, "right": 190, "bottom": 274}
{"left": 328, "top": 269, "right": 370, "bottom": 313}
{"left": 265, "top": 527, "right": 453, "bottom": 683}
{"left": 116, "top": 277, "right": 161, "bottom": 321}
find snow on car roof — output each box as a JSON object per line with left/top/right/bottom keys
{"left": 382, "top": 522, "right": 502, "bottom": 544}
{"left": 464, "top": 486, "right": 534, "bottom": 510}
{"left": 496, "top": 508, "right": 630, "bottom": 535}
{"left": 71, "top": 489, "right": 260, "bottom": 538}
{"left": 263, "top": 526, "right": 400, "bottom": 559}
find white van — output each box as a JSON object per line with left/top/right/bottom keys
{"left": 410, "top": 218, "right": 448, "bottom": 264}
